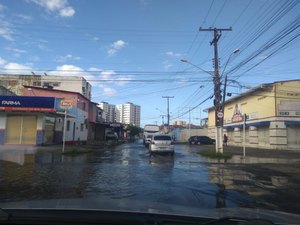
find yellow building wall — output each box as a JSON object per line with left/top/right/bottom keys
{"left": 275, "top": 80, "right": 300, "bottom": 117}
{"left": 208, "top": 88, "right": 276, "bottom": 127}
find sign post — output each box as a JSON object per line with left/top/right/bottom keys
{"left": 60, "top": 100, "right": 73, "bottom": 153}
{"left": 243, "top": 114, "right": 247, "bottom": 158}
{"left": 62, "top": 110, "right": 67, "bottom": 153}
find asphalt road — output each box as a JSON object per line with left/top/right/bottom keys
{"left": 0, "top": 140, "right": 299, "bottom": 214}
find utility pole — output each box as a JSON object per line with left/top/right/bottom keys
{"left": 160, "top": 115, "right": 165, "bottom": 125}
{"left": 199, "top": 27, "right": 232, "bottom": 153}
{"left": 162, "top": 96, "right": 174, "bottom": 126}
{"left": 189, "top": 107, "right": 191, "bottom": 138}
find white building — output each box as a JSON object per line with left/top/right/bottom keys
{"left": 116, "top": 102, "right": 141, "bottom": 127}
{"left": 98, "top": 102, "right": 116, "bottom": 122}
{"left": 0, "top": 74, "right": 92, "bottom": 100}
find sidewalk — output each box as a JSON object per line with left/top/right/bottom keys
{"left": 0, "top": 140, "right": 127, "bottom": 153}
{"left": 219, "top": 145, "right": 300, "bottom": 159}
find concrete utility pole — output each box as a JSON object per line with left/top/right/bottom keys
{"left": 199, "top": 27, "right": 232, "bottom": 153}
{"left": 162, "top": 96, "right": 174, "bottom": 126}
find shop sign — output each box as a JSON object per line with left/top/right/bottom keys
{"left": 231, "top": 103, "right": 244, "bottom": 123}
{"left": 60, "top": 99, "right": 73, "bottom": 109}
{"left": 0, "top": 96, "right": 55, "bottom": 112}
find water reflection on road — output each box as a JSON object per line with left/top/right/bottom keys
{"left": 0, "top": 141, "right": 297, "bottom": 213}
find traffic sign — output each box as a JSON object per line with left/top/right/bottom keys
{"left": 217, "top": 111, "right": 223, "bottom": 118}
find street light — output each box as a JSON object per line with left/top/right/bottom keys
{"left": 180, "top": 59, "right": 214, "bottom": 76}
{"left": 181, "top": 49, "right": 240, "bottom": 153}
{"left": 221, "top": 49, "right": 240, "bottom": 124}
{"left": 220, "top": 48, "right": 240, "bottom": 78}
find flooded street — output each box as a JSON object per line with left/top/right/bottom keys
{"left": 0, "top": 141, "right": 300, "bottom": 214}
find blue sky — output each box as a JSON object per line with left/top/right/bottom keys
{"left": 0, "top": 0, "right": 299, "bottom": 127}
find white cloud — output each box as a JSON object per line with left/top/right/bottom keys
{"left": 30, "top": 56, "right": 40, "bottom": 62}
{"left": 115, "top": 75, "right": 133, "bottom": 86}
{"left": 107, "top": 40, "right": 127, "bottom": 56}
{"left": 0, "top": 20, "right": 13, "bottom": 41}
{"left": 29, "top": 0, "right": 75, "bottom": 17}
{"left": 49, "top": 64, "right": 85, "bottom": 77}
{"left": 15, "top": 14, "right": 32, "bottom": 21}
{"left": 49, "top": 64, "right": 99, "bottom": 88}
{"left": 0, "top": 57, "right": 7, "bottom": 65}
{"left": 55, "top": 54, "right": 80, "bottom": 62}
{"left": 165, "top": 51, "right": 182, "bottom": 58}
{"left": 100, "top": 70, "right": 115, "bottom": 79}
{"left": 103, "top": 87, "right": 117, "bottom": 96}
{"left": 6, "top": 47, "right": 27, "bottom": 54}
{"left": 88, "top": 67, "right": 101, "bottom": 72}
{"left": 93, "top": 37, "right": 99, "bottom": 41}
{"left": 59, "top": 6, "right": 75, "bottom": 17}
{"left": 2, "top": 62, "right": 32, "bottom": 74}
{"left": 163, "top": 61, "right": 173, "bottom": 70}
{"left": 48, "top": 64, "right": 129, "bottom": 97}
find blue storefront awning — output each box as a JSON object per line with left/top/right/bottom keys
{"left": 285, "top": 121, "right": 300, "bottom": 125}
{"left": 225, "top": 121, "right": 270, "bottom": 129}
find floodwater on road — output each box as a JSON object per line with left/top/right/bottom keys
{"left": 0, "top": 141, "right": 299, "bottom": 214}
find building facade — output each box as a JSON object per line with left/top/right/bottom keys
{"left": 98, "top": 102, "right": 116, "bottom": 122}
{"left": 116, "top": 102, "right": 141, "bottom": 127}
{"left": 0, "top": 74, "right": 92, "bottom": 99}
{"left": 22, "top": 86, "right": 90, "bottom": 144}
{"left": 0, "top": 95, "right": 64, "bottom": 145}
{"left": 206, "top": 80, "right": 300, "bottom": 150}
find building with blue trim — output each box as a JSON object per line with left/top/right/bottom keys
{"left": 205, "top": 80, "right": 300, "bottom": 150}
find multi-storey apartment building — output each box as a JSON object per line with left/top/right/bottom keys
{"left": 116, "top": 102, "right": 141, "bottom": 127}
{"left": 0, "top": 74, "right": 92, "bottom": 99}
{"left": 98, "top": 102, "right": 116, "bottom": 122}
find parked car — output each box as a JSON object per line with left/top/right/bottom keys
{"left": 188, "top": 136, "right": 215, "bottom": 145}
{"left": 106, "top": 132, "right": 118, "bottom": 141}
{"left": 149, "top": 134, "right": 174, "bottom": 154}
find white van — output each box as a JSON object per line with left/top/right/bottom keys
{"left": 143, "top": 124, "right": 160, "bottom": 146}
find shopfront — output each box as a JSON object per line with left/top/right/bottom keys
{"left": 0, "top": 96, "right": 61, "bottom": 145}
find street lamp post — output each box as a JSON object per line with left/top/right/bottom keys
{"left": 180, "top": 59, "right": 214, "bottom": 76}
{"left": 221, "top": 49, "right": 240, "bottom": 126}
{"left": 181, "top": 48, "right": 239, "bottom": 153}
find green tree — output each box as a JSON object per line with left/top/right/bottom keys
{"left": 127, "top": 124, "right": 142, "bottom": 138}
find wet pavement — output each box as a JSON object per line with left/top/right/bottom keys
{"left": 0, "top": 141, "right": 300, "bottom": 214}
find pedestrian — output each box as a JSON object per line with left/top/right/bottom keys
{"left": 223, "top": 134, "right": 228, "bottom": 146}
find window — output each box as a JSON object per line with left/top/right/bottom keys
{"left": 67, "top": 120, "right": 70, "bottom": 131}
{"left": 153, "top": 135, "right": 172, "bottom": 141}
{"left": 80, "top": 123, "right": 84, "bottom": 131}
{"left": 258, "top": 96, "right": 266, "bottom": 101}
{"left": 33, "top": 81, "right": 41, "bottom": 86}
{"left": 82, "top": 102, "right": 86, "bottom": 111}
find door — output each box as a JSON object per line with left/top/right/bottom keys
{"left": 73, "top": 122, "right": 76, "bottom": 141}
{"left": 5, "top": 115, "right": 37, "bottom": 145}
{"left": 22, "top": 116, "right": 37, "bottom": 144}
{"left": 287, "top": 125, "right": 300, "bottom": 149}
{"left": 5, "top": 116, "right": 22, "bottom": 144}
{"left": 44, "top": 117, "right": 55, "bottom": 144}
